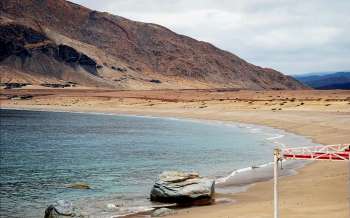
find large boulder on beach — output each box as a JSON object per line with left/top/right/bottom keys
{"left": 44, "top": 200, "right": 81, "bottom": 218}
{"left": 150, "top": 171, "right": 215, "bottom": 205}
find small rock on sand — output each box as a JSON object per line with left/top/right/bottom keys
{"left": 152, "top": 208, "right": 176, "bottom": 217}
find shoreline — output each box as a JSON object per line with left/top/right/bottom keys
{"left": 0, "top": 106, "right": 314, "bottom": 175}
{"left": 1, "top": 89, "right": 349, "bottom": 218}
{"left": 0, "top": 106, "right": 321, "bottom": 140}
{"left": 0, "top": 105, "right": 329, "bottom": 144}
{"left": 1, "top": 107, "right": 313, "bottom": 218}
{"left": 0, "top": 106, "right": 330, "bottom": 217}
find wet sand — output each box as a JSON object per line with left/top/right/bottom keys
{"left": 1, "top": 88, "right": 349, "bottom": 218}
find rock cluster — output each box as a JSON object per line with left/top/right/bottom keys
{"left": 150, "top": 171, "right": 215, "bottom": 206}
{"left": 1, "top": 82, "right": 29, "bottom": 89}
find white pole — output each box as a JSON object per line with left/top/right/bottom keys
{"left": 348, "top": 160, "right": 350, "bottom": 218}
{"left": 274, "top": 148, "right": 280, "bottom": 218}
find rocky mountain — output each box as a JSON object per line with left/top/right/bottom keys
{"left": 294, "top": 72, "right": 350, "bottom": 90}
{"left": 0, "top": 0, "right": 307, "bottom": 90}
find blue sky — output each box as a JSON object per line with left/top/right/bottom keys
{"left": 71, "top": 0, "right": 350, "bottom": 75}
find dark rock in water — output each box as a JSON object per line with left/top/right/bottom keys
{"left": 65, "top": 183, "right": 91, "bottom": 189}
{"left": 150, "top": 171, "right": 215, "bottom": 206}
{"left": 44, "top": 200, "right": 80, "bottom": 218}
{"left": 151, "top": 208, "right": 176, "bottom": 217}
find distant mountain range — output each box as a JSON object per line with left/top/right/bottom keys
{"left": 0, "top": 0, "right": 306, "bottom": 90}
{"left": 294, "top": 72, "right": 350, "bottom": 90}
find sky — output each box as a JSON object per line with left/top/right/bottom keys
{"left": 71, "top": 0, "right": 350, "bottom": 75}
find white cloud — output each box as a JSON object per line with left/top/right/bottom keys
{"left": 71, "top": 0, "right": 350, "bottom": 74}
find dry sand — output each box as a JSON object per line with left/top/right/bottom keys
{"left": 1, "top": 88, "right": 349, "bottom": 218}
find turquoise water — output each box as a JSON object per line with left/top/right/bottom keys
{"left": 0, "top": 109, "right": 315, "bottom": 217}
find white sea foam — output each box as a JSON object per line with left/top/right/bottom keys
{"left": 109, "top": 206, "right": 154, "bottom": 218}
{"left": 266, "top": 134, "right": 285, "bottom": 140}
{"left": 216, "top": 158, "right": 311, "bottom": 195}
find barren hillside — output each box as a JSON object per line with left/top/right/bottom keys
{"left": 0, "top": 0, "right": 307, "bottom": 90}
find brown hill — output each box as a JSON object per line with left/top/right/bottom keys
{"left": 0, "top": 0, "right": 307, "bottom": 90}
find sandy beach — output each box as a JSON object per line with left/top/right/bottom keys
{"left": 1, "top": 88, "right": 349, "bottom": 218}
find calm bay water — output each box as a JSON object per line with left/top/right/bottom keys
{"left": 0, "top": 109, "right": 315, "bottom": 217}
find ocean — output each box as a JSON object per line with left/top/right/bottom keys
{"left": 0, "top": 109, "right": 315, "bottom": 217}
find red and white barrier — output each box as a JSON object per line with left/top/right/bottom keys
{"left": 273, "top": 143, "right": 350, "bottom": 218}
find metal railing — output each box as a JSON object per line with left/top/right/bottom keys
{"left": 273, "top": 143, "right": 350, "bottom": 218}
{"left": 282, "top": 144, "right": 350, "bottom": 161}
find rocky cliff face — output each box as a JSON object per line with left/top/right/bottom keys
{"left": 0, "top": 0, "right": 307, "bottom": 90}
{"left": 0, "top": 20, "right": 113, "bottom": 87}
{"left": 0, "top": 23, "right": 98, "bottom": 74}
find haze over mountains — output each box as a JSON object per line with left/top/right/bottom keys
{"left": 0, "top": 0, "right": 306, "bottom": 90}
{"left": 294, "top": 72, "right": 350, "bottom": 90}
